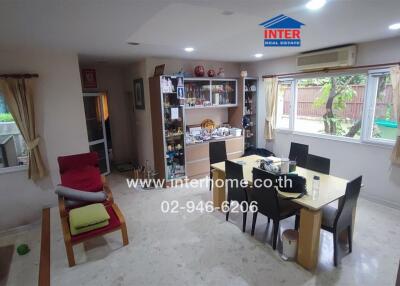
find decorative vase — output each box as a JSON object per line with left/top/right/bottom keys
{"left": 217, "top": 68, "right": 225, "bottom": 77}
{"left": 207, "top": 69, "right": 215, "bottom": 77}
{"left": 194, "top": 65, "right": 205, "bottom": 77}
{"left": 240, "top": 70, "right": 248, "bottom": 77}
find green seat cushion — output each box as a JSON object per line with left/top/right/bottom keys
{"left": 70, "top": 219, "right": 109, "bottom": 235}
{"left": 69, "top": 203, "right": 110, "bottom": 230}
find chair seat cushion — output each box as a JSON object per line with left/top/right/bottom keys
{"left": 69, "top": 203, "right": 110, "bottom": 230}
{"left": 61, "top": 166, "right": 103, "bottom": 192}
{"left": 70, "top": 220, "right": 109, "bottom": 236}
{"left": 321, "top": 205, "right": 338, "bottom": 228}
{"left": 70, "top": 204, "right": 122, "bottom": 243}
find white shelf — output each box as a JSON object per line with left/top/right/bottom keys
{"left": 185, "top": 104, "right": 237, "bottom": 110}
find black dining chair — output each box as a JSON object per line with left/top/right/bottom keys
{"left": 306, "top": 154, "right": 331, "bottom": 175}
{"left": 321, "top": 176, "right": 362, "bottom": 266}
{"left": 289, "top": 142, "right": 309, "bottom": 168}
{"left": 250, "top": 168, "right": 301, "bottom": 249}
{"left": 209, "top": 141, "right": 227, "bottom": 190}
{"left": 225, "top": 160, "right": 249, "bottom": 232}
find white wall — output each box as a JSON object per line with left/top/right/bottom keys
{"left": 124, "top": 57, "right": 241, "bottom": 168}
{"left": 123, "top": 59, "right": 147, "bottom": 167}
{"left": 80, "top": 63, "right": 135, "bottom": 164}
{"left": 0, "top": 49, "right": 88, "bottom": 230}
{"left": 240, "top": 36, "right": 400, "bottom": 208}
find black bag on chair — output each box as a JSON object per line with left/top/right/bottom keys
{"left": 277, "top": 174, "right": 307, "bottom": 200}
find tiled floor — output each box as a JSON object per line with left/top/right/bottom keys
{"left": 2, "top": 172, "right": 400, "bottom": 285}
{"left": 0, "top": 223, "right": 40, "bottom": 285}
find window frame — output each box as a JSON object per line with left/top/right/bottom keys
{"left": 0, "top": 93, "right": 28, "bottom": 173}
{"left": 361, "top": 68, "right": 396, "bottom": 146}
{"left": 274, "top": 68, "right": 396, "bottom": 147}
{"left": 276, "top": 78, "right": 295, "bottom": 131}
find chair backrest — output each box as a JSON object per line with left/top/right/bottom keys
{"left": 289, "top": 142, "right": 309, "bottom": 168}
{"left": 251, "top": 167, "right": 280, "bottom": 219}
{"left": 335, "top": 176, "right": 362, "bottom": 230}
{"left": 225, "top": 160, "right": 247, "bottom": 203}
{"left": 306, "top": 154, "right": 331, "bottom": 175}
{"left": 209, "top": 141, "right": 227, "bottom": 165}
{"left": 58, "top": 152, "right": 99, "bottom": 174}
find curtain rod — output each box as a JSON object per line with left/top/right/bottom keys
{"left": 0, "top": 73, "right": 39, "bottom": 79}
{"left": 262, "top": 62, "right": 400, "bottom": 79}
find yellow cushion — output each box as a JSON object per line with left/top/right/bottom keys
{"left": 70, "top": 219, "right": 109, "bottom": 235}
{"left": 69, "top": 203, "right": 110, "bottom": 230}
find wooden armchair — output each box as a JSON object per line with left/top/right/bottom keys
{"left": 57, "top": 152, "right": 129, "bottom": 267}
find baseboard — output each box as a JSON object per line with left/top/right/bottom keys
{"left": 360, "top": 192, "right": 400, "bottom": 210}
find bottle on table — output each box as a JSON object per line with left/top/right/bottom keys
{"left": 312, "top": 176, "right": 320, "bottom": 200}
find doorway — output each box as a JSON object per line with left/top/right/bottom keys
{"left": 82, "top": 92, "right": 112, "bottom": 174}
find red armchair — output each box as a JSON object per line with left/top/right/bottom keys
{"left": 57, "top": 152, "right": 128, "bottom": 267}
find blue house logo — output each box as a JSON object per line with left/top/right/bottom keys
{"left": 260, "top": 14, "right": 305, "bottom": 47}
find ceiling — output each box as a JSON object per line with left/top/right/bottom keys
{"left": 0, "top": 0, "right": 399, "bottom": 63}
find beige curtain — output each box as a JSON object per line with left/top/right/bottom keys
{"left": 390, "top": 66, "right": 400, "bottom": 166}
{"left": 264, "top": 77, "right": 278, "bottom": 140}
{"left": 0, "top": 78, "right": 47, "bottom": 180}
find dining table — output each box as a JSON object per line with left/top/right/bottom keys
{"left": 211, "top": 155, "right": 355, "bottom": 271}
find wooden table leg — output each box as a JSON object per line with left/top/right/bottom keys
{"left": 212, "top": 169, "right": 225, "bottom": 210}
{"left": 297, "top": 208, "right": 321, "bottom": 271}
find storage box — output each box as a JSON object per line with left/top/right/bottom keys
{"left": 229, "top": 128, "right": 242, "bottom": 136}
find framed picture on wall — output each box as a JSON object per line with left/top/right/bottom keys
{"left": 133, "top": 78, "right": 145, "bottom": 110}
{"left": 82, "top": 68, "right": 97, "bottom": 88}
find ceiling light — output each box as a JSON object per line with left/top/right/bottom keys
{"left": 306, "top": 0, "right": 326, "bottom": 10}
{"left": 184, "top": 47, "right": 194, "bottom": 52}
{"left": 389, "top": 23, "right": 400, "bottom": 30}
{"left": 254, "top": 53, "right": 263, "bottom": 58}
{"left": 127, "top": 42, "right": 140, "bottom": 46}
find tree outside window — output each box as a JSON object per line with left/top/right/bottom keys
{"left": 295, "top": 74, "right": 367, "bottom": 139}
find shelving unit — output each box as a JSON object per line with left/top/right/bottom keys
{"left": 184, "top": 79, "right": 211, "bottom": 108}
{"left": 183, "top": 78, "right": 237, "bottom": 109}
{"left": 149, "top": 75, "right": 186, "bottom": 182}
{"left": 243, "top": 78, "right": 258, "bottom": 150}
{"left": 150, "top": 75, "right": 244, "bottom": 182}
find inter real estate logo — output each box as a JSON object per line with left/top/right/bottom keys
{"left": 260, "top": 14, "right": 305, "bottom": 47}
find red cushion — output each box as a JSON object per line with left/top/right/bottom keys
{"left": 70, "top": 204, "right": 121, "bottom": 243}
{"left": 60, "top": 166, "right": 103, "bottom": 192}
{"left": 58, "top": 152, "right": 99, "bottom": 174}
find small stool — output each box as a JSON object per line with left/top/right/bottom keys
{"left": 281, "top": 229, "right": 298, "bottom": 261}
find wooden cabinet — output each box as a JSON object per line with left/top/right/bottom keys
{"left": 149, "top": 75, "right": 245, "bottom": 182}
{"left": 185, "top": 136, "right": 244, "bottom": 179}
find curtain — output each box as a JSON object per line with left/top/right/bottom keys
{"left": 264, "top": 77, "right": 278, "bottom": 140}
{"left": 390, "top": 65, "right": 400, "bottom": 166}
{"left": 0, "top": 78, "right": 47, "bottom": 180}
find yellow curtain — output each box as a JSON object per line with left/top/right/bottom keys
{"left": 264, "top": 77, "right": 278, "bottom": 140}
{"left": 390, "top": 66, "right": 400, "bottom": 166}
{"left": 0, "top": 78, "right": 47, "bottom": 180}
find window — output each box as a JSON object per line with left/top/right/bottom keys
{"left": 0, "top": 93, "right": 27, "bottom": 169}
{"left": 274, "top": 68, "right": 396, "bottom": 145}
{"left": 367, "top": 71, "right": 397, "bottom": 142}
{"left": 295, "top": 74, "right": 367, "bottom": 139}
{"left": 276, "top": 79, "right": 292, "bottom": 129}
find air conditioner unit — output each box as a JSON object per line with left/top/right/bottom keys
{"left": 296, "top": 45, "right": 357, "bottom": 71}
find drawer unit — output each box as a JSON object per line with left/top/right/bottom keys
{"left": 185, "top": 136, "right": 244, "bottom": 179}
{"left": 186, "top": 159, "right": 210, "bottom": 178}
